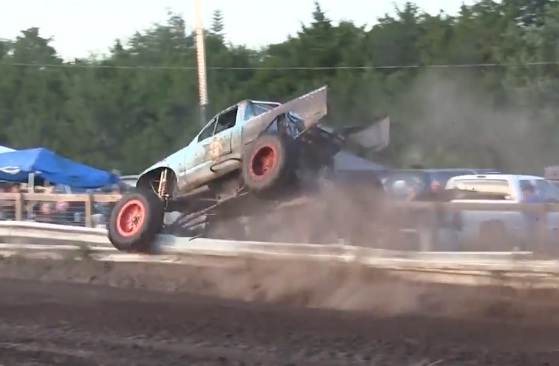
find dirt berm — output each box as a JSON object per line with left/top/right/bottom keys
{"left": 0, "top": 255, "right": 558, "bottom": 365}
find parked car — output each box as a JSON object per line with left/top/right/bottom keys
{"left": 119, "top": 175, "right": 139, "bottom": 190}
{"left": 381, "top": 168, "right": 500, "bottom": 200}
{"left": 445, "top": 174, "right": 559, "bottom": 249}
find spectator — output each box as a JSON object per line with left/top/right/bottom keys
{"left": 405, "top": 186, "right": 417, "bottom": 201}
{"left": 1, "top": 183, "right": 20, "bottom": 220}
{"left": 431, "top": 179, "right": 441, "bottom": 192}
{"left": 46, "top": 186, "right": 70, "bottom": 224}
{"left": 34, "top": 201, "right": 55, "bottom": 223}
{"left": 414, "top": 179, "right": 443, "bottom": 201}
{"left": 391, "top": 180, "right": 408, "bottom": 200}
{"left": 414, "top": 179, "right": 452, "bottom": 250}
{"left": 522, "top": 183, "right": 542, "bottom": 203}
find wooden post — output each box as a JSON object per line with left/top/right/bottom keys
{"left": 84, "top": 194, "right": 93, "bottom": 227}
{"left": 14, "top": 193, "right": 23, "bottom": 221}
{"left": 536, "top": 203, "right": 549, "bottom": 256}
{"left": 422, "top": 205, "right": 435, "bottom": 252}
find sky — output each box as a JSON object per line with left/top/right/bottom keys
{"left": 0, "top": 0, "right": 472, "bottom": 59}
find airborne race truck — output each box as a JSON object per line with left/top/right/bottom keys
{"left": 107, "top": 86, "right": 390, "bottom": 252}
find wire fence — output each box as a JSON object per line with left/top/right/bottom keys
{"left": 1, "top": 61, "right": 559, "bottom": 71}
{"left": 0, "top": 187, "right": 121, "bottom": 228}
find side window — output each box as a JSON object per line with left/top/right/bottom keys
{"left": 535, "top": 179, "right": 559, "bottom": 201}
{"left": 519, "top": 179, "right": 531, "bottom": 199}
{"left": 198, "top": 118, "right": 217, "bottom": 142}
{"left": 214, "top": 107, "right": 238, "bottom": 134}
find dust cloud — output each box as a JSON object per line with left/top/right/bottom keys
{"left": 396, "top": 70, "right": 555, "bottom": 172}
{"left": 1, "top": 256, "right": 558, "bottom": 324}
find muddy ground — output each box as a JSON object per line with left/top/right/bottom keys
{"left": 0, "top": 256, "right": 559, "bottom": 365}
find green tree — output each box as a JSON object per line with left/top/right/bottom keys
{"left": 210, "top": 9, "right": 225, "bottom": 40}
{"left": 2, "top": 1, "right": 559, "bottom": 173}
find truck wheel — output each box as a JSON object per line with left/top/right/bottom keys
{"left": 107, "top": 189, "right": 164, "bottom": 253}
{"left": 242, "top": 134, "right": 294, "bottom": 194}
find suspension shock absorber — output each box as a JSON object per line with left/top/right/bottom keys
{"left": 157, "top": 169, "right": 168, "bottom": 197}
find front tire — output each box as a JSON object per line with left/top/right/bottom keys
{"left": 107, "top": 189, "right": 164, "bottom": 253}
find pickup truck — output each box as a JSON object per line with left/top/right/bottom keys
{"left": 445, "top": 174, "right": 559, "bottom": 249}
{"left": 381, "top": 168, "right": 499, "bottom": 200}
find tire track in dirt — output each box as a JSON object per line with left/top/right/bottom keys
{"left": 0, "top": 257, "right": 559, "bottom": 365}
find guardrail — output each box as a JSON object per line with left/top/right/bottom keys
{"left": 1, "top": 192, "right": 559, "bottom": 253}
{"left": 1, "top": 221, "right": 559, "bottom": 288}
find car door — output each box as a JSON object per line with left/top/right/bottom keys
{"left": 179, "top": 117, "right": 219, "bottom": 190}
{"left": 179, "top": 107, "right": 241, "bottom": 191}
{"left": 204, "top": 106, "right": 238, "bottom": 161}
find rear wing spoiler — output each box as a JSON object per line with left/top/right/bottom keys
{"left": 545, "top": 166, "right": 559, "bottom": 180}
{"left": 340, "top": 116, "right": 390, "bottom": 152}
{"left": 242, "top": 86, "right": 328, "bottom": 142}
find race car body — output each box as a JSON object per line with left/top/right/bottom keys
{"left": 107, "top": 85, "right": 390, "bottom": 252}
{"left": 139, "top": 86, "right": 328, "bottom": 196}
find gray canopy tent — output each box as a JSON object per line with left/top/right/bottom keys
{"left": 545, "top": 166, "right": 559, "bottom": 180}
{"left": 332, "top": 150, "right": 385, "bottom": 172}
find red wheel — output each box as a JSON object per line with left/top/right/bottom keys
{"left": 107, "top": 190, "right": 164, "bottom": 253}
{"left": 249, "top": 145, "right": 277, "bottom": 179}
{"left": 242, "top": 134, "right": 294, "bottom": 194}
{"left": 115, "top": 199, "right": 146, "bottom": 237}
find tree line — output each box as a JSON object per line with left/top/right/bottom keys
{"left": 1, "top": 0, "right": 558, "bottom": 174}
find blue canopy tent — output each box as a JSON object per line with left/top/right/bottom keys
{"left": 0, "top": 148, "right": 118, "bottom": 189}
{"left": 0, "top": 145, "right": 14, "bottom": 154}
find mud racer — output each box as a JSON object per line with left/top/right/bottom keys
{"left": 107, "top": 86, "right": 390, "bottom": 252}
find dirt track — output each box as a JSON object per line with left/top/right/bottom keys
{"left": 1, "top": 257, "right": 559, "bottom": 365}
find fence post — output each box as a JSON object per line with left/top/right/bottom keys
{"left": 420, "top": 203, "right": 434, "bottom": 252}
{"left": 536, "top": 203, "right": 549, "bottom": 256}
{"left": 14, "top": 193, "right": 23, "bottom": 221}
{"left": 84, "top": 194, "right": 93, "bottom": 228}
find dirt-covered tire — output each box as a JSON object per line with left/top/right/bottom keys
{"left": 107, "top": 189, "right": 164, "bottom": 253}
{"left": 241, "top": 134, "right": 294, "bottom": 194}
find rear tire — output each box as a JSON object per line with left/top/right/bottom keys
{"left": 241, "top": 134, "right": 294, "bottom": 194}
{"left": 107, "top": 189, "right": 164, "bottom": 253}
